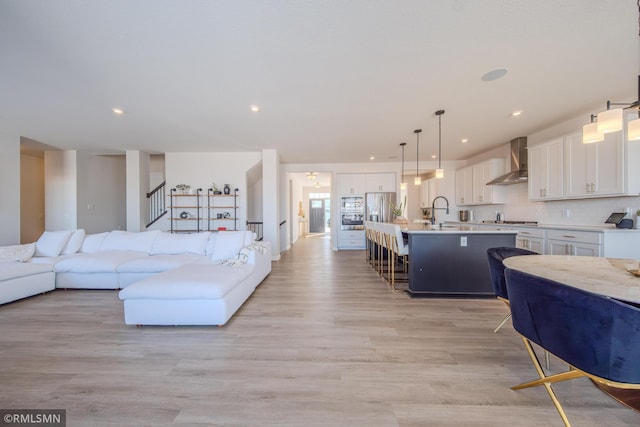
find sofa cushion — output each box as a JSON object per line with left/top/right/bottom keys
{"left": 35, "top": 230, "right": 73, "bottom": 257}
{"left": 0, "top": 262, "right": 53, "bottom": 281}
{"left": 100, "top": 230, "right": 160, "bottom": 253}
{"left": 151, "top": 232, "right": 210, "bottom": 255}
{"left": 117, "top": 253, "right": 207, "bottom": 273}
{"left": 53, "top": 251, "right": 149, "bottom": 273}
{"left": 118, "top": 264, "right": 253, "bottom": 300}
{"left": 79, "top": 232, "right": 109, "bottom": 253}
{"left": 61, "top": 229, "right": 86, "bottom": 255}
{"left": 210, "top": 231, "right": 247, "bottom": 261}
{"left": 0, "top": 243, "right": 36, "bottom": 262}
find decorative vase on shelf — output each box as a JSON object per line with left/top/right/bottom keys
{"left": 223, "top": 184, "right": 231, "bottom": 195}
{"left": 635, "top": 216, "right": 640, "bottom": 229}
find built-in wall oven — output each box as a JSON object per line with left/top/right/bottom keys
{"left": 340, "top": 196, "right": 364, "bottom": 230}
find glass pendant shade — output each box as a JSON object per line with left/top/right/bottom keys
{"left": 400, "top": 182, "right": 407, "bottom": 190}
{"left": 435, "top": 168, "right": 444, "bottom": 179}
{"left": 582, "top": 122, "right": 604, "bottom": 144}
{"left": 597, "top": 108, "right": 623, "bottom": 134}
{"left": 414, "top": 176, "right": 421, "bottom": 186}
{"left": 628, "top": 118, "right": 640, "bottom": 141}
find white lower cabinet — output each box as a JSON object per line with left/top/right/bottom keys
{"left": 544, "top": 229, "right": 602, "bottom": 257}
{"left": 338, "top": 230, "right": 365, "bottom": 250}
{"left": 513, "top": 227, "right": 545, "bottom": 254}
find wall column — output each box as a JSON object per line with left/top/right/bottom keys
{"left": 126, "top": 150, "right": 150, "bottom": 231}
{"left": 0, "top": 131, "right": 21, "bottom": 245}
{"left": 262, "top": 149, "right": 280, "bottom": 259}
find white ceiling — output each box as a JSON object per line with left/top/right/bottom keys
{"left": 1, "top": 1, "right": 638, "bottom": 164}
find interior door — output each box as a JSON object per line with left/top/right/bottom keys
{"left": 309, "top": 199, "right": 325, "bottom": 233}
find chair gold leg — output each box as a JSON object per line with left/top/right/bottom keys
{"left": 493, "top": 313, "right": 512, "bottom": 333}
{"left": 513, "top": 337, "right": 575, "bottom": 427}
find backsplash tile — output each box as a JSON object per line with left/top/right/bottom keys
{"left": 469, "top": 184, "right": 640, "bottom": 226}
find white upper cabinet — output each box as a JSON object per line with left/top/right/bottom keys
{"left": 338, "top": 173, "right": 367, "bottom": 195}
{"left": 455, "top": 167, "right": 472, "bottom": 206}
{"left": 455, "top": 159, "right": 505, "bottom": 206}
{"left": 420, "top": 178, "right": 437, "bottom": 208}
{"left": 337, "top": 173, "right": 396, "bottom": 196}
{"left": 528, "top": 137, "right": 564, "bottom": 200}
{"left": 565, "top": 130, "right": 624, "bottom": 198}
{"left": 365, "top": 173, "right": 396, "bottom": 193}
{"left": 471, "top": 158, "right": 506, "bottom": 205}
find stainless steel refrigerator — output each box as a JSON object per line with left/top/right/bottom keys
{"left": 365, "top": 192, "right": 397, "bottom": 223}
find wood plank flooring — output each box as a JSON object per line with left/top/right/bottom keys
{"left": 1, "top": 234, "right": 639, "bottom": 426}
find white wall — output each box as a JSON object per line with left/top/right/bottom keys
{"left": 246, "top": 162, "right": 263, "bottom": 222}
{"left": 149, "top": 154, "right": 165, "bottom": 190}
{"left": 0, "top": 131, "right": 21, "bottom": 245}
{"left": 44, "top": 150, "right": 78, "bottom": 231}
{"left": 20, "top": 152, "right": 45, "bottom": 243}
{"left": 126, "top": 150, "right": 150, "bottom": 231}
{"left": 76, "top": 152, "right": 126, "bottom": 233}
{"left": 165, "top": 151, "right": 262, "bottom": 233}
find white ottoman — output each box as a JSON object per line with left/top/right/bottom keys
{"left": 118, "top": 263, "right": 256, "bottom": 326}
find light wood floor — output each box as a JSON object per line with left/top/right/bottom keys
{"left": 1, "top": 234, "right": 639, "bottom": 426}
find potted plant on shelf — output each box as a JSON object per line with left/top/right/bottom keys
{"left": 636, "top": 209, "right": 640, "bottom": 229}
{"left": 390, "top": 196, "right": 407, "bottom": 224}
{"left": 175, "top": 184, "right": 191, "bottom": 194}
{"left": 212, "top": 183, "right": 222, "bottom": 195}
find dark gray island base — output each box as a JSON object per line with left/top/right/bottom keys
{"left": 405, "top": 226, "right": 517, "bottom": 298}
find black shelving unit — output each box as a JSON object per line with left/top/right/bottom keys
{"left": 169, "top": 188, "right": 203, "bottom": 233}
{"left": 207, "top": 188, "right": 239, "bottom": 231}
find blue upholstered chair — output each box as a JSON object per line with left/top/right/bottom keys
{"left": 486, "top": 247, "right": 538, "bottom": 332}
{"left": 505, "top": 268, "right": 640, "bottom": 427}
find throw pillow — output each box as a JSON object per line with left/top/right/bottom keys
{"left": 35, "top": 230, "right": 73, "bottom": 257}
{"left": 0, "top": 243, "right": 36, "bottom": 262}
{"left": 101, "top": 230, "right": 160, "bottom": 253}
{"left": 210, "top": 231, "right": 246, "bottom": 261}
{"left": 79, "top": 232, "right": 109, "bottom": 253}
{"left": 61, "top": 229, "right": 86, "bottom": 255}
{"left": 151, "top": 232, "right": 210, "bottom": 255}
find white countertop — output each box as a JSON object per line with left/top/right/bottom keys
{"left": 447, "top": 221, "right": 640, "bottom": 233}
{"left": 402, "top": 224, "right": 517, "bottom": 234}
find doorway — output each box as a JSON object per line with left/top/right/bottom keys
{"left": 308, "top": 192, "right": 331, "bottom": 234}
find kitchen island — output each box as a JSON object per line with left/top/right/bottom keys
{"left": 404, "top": 223, "right": 517, "bottom": 297}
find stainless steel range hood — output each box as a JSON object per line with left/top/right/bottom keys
{"left": 486, "top": 137, "right": 528, "bottom": 185}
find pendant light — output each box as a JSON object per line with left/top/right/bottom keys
{"left": 582, "top": 114, "right": 603, "bottom": 144}
{"left": 583, "top": 2, "right": 640, "bottom": 143}
{"left": 414, "top": 129, "right": 422, "bottom": 186}
{"left": 400, "top": 142, "right": 407, "bottom": 190}
{"left": 435, "top": 110, "right": 445, "bottom": 179}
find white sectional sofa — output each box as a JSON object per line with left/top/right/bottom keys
{"left": 0, "top": 229, "right": 271, "bottom": 326}
{"left": 0, "top": 243, "right": 56, "bottom": 305}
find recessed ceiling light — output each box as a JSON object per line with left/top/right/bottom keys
{"left": 431, "top": 154, "right": 437, "bottom": 159}
{"left": 250, "top": 105, "right": 260, "bottom": 112}
{"left": 461, "top": 138, "right": 468, "bottom": 143}
{"left": 481, "top": 68, "right": 508, "bottom": 82}
{"left": 112, "top": 107, "right": 125, "bottom": 115}
{"left": 369, "top": 156, "right": 375, "bottom": 160}
{"left": 511, "top": 110, "right": 523, "bottom": 117}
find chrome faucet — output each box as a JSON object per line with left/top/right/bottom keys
{"left": 431, "top": 196, "right": 450, "bottom": 226}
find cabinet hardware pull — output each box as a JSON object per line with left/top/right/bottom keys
{"left": 562, "top": 235, "right": 576, "bottom": 238}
